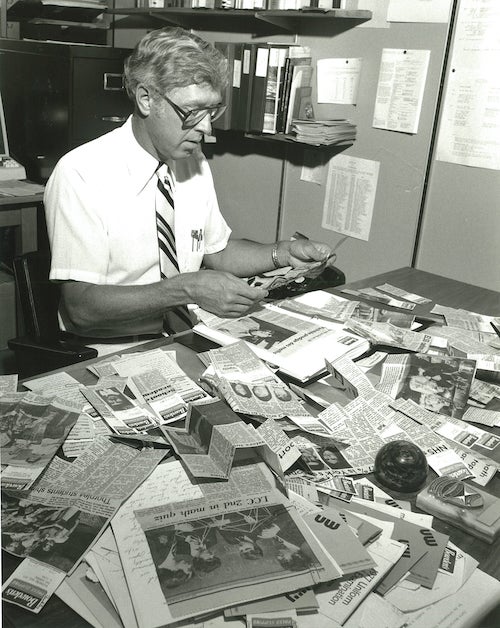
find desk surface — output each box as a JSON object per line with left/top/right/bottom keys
{"left": 0, "top": 192, "right": 44, "bottom": 208}
{"left": 3, "top": 267, "right": 500, "bottom": 627}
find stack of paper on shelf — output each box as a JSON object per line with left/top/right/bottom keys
{"left": 291, "top": 118, "right": 357, "bottom": 145}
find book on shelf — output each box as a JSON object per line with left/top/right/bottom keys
{"left": 284, "top": 58, "right": 313, "bottom": 134}
{"left": 277, "top": 46, "right": 311, "bottom": 134}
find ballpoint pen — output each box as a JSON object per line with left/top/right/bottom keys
{"left": 490, "top": 322, "right": 500, "bottom": 338}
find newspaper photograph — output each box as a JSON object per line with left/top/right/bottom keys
{"left": 217, "top": 378, "right": 306, "bottom": 420}
{"left": 1, "top": 436, "right": 165, "bottom": 573}
{"left": 82, "top": 385, "right": 159, "bottom": 435}
{"left": 271, "top": 290, "right": 358, "bottom": 325}
{"left": 345, "top": 318, "right": 433, "bottom": 352}
{"left": 350, "top": 302, "right": 417, "bottom": 329}
{"left": 313, "top": 400, "right": 391, "bottom": 475}
{"left": 204, "top": 342, "right": 307, "bottom": 419}
{"left": 1, "top": 494, "right": 110, "bottom": 574}
{"left": 289, "top": 413, "right": 371, "bottom": 478}
{"left": 342, "top": 286, "right": 417, "bottom": 310}
{"left": 111, "top": 461, "right": 330, "bottom": 628}
{"left": 193, "top": 305, "right": 369, "bottom": 383}
{"left": 0, "top": 392, "right": 81, "bottom": 490}
{"left": 135, "top": 500, "right": 341, "bottom": 615}
{"left": 377, "top": 353, "right": 476, "bottom": 418}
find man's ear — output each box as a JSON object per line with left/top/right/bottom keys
{"left": 136, "top": 84, "right": 153, "bottom": 117}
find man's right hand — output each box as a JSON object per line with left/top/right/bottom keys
{"left": 184, "top": 270, "right": 268, "bottom": 318}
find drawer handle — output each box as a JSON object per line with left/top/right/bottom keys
{"left": 101, "top": 116, "right": 127, "bottom": 123}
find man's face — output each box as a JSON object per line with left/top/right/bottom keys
{"left": 322, "top": 449, "right": 339, "bottom": 467}
{"left": 146, "top": 83, "right": 222, "bottom": 161}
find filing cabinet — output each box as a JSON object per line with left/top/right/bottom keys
{"left": 0, "top": 38, "right": 133, "bottom": 182}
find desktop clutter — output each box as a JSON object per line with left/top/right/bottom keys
{"left": 2, "top": 279, "right": 500, "bottom": 628}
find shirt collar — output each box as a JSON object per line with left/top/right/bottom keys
{"left": 121, "top": 116, "right": 166, "bottom": 195}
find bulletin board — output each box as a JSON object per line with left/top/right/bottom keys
{"left": 277, "top": 19, "right": 451, "bottom": 284}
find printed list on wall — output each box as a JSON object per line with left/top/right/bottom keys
{"left": 321, "top": 154, "right": 380, "bottom": 242}
{"left": 372, "top": 48, "right": 430, "bottom": 135}
{"left": 436, "top": 0, "right": 500, "bottom": 171}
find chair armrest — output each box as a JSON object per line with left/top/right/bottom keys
{"left": 8, "top": 336, "right": 98, "bottom": 378}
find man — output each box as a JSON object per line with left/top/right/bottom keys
{"left": 44, "top": 27, "right": 333, "bottom": 340}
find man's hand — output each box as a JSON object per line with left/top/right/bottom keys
{"left": 185, "top": 270, "right": 268, "bottom": 318}
{"left": 279, "top": 239, "right": 333, "bottom": 269}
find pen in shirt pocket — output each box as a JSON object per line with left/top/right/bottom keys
{"left": 191, "top": 228, "right": 203, "bottom": 252}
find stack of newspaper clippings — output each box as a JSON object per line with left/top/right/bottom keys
{"left": 2, "top": 283, "right": 500, "bottom": 627}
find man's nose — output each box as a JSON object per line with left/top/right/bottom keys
{"left": 196, "top": 113, "right": 213, "bottom": 134}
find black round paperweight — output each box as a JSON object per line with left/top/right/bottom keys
{"left": 374, "top": 440, "right": 428, "bottom": 493}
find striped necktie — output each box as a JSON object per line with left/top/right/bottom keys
{"left": 156, "top": 163, "right": 193, "bottom": 334}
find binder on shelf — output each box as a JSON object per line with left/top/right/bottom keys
{"left": 248, "top": 44, "right": 270, "bottom": 133}
{"left": 230, "top": 42, "right": 243, "bottom": 129}
{"left": 238, "top": 43, "right": 258, "bottom": 131}
{"left": 262, "top": 46, "right": 289, "bottom": 134}
{"left": 213, "top": 42, "right": 237, "bottom": 131}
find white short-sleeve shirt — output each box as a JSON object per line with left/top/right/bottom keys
{"left": 44, "top": 116, "right": 231, "bottom": 288}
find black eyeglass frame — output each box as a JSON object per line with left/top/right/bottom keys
{"left": 152, "top": 88, "right": 226, "bottom": 129}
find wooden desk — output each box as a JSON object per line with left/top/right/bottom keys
{"left": 0, "top": 192, "right": 44, "bottom": 256}
{"left": 3, "top": 267, "right": 500, "bottom": 627}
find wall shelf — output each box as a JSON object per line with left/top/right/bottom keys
{"left": 244, "top": 132, "right": 353, "bottom": 150}
{"left": 107, "top": 7, "right": 371, "bottom": 32}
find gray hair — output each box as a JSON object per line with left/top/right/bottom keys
{"left": 124, "top": 27, "right": 228, "bottom": 101}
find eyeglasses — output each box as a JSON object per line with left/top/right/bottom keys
{"left": 154, "top": 89, "right": 226, "bottom": 129}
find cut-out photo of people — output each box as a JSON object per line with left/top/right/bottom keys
{"left": 223, "top": 316, "right": 295, "bottom": 351}
{"left": 300, "top": 447, "right": 327, "bottom": 472}
{"left": 317, "top": 445, "right": 351, "bottom": 471}
{"left": 1, "top": 495, "right": 107, "bottom": 573}
{"left": 230, "top": 382, "right": 252, "bottom": 399}
{"left": 0, "top": 402, "right": 79, "bottom": 468}
{"left": 142, "top": 504, "right": 320, "bottom": 606}
{"left": 95, "top": 387, "right": 135, "bottom": 412}
{"left": 251, "top": 384, "right": 272, "bottom": 402}
{"left": 397, "top": 354, "right": 476, "bottom": 418}
{"left": 299, "top": 444, "right": 351, "bottom": 473}
{"left": 271, "top": 386, "right": 293, "bottom": 403}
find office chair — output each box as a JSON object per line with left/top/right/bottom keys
{"left": 7, "top": 251, "right": 97, "bottom": 379}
